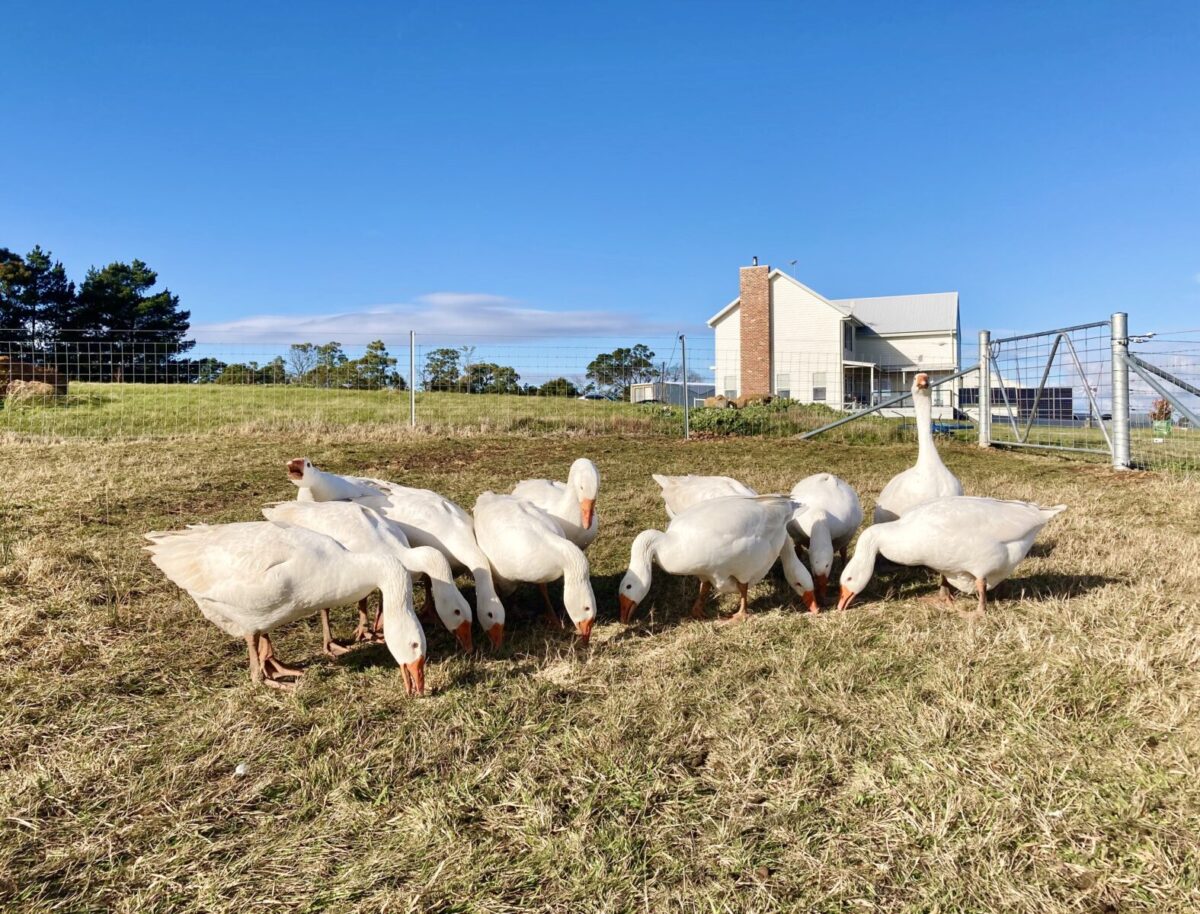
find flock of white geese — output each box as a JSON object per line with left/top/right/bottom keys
{"left": 146, "top": 372, "right": 1066, "bottom": 694}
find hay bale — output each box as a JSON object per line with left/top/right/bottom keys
{"left": 4, "top": 379, "right": 59, "bottom": 406}
{"left": 0, "top": 356, "right": 67, "bottom": 396}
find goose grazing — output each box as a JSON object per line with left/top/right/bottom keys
{"left": 288, "top": 458, "right": 507, "bottom": 649}
{"left": 651, "top": 473, "right": 757, "bottom": 519}
{"left": 873, "top": 373, "right": 963, "bottom": 524}
{"left": 837, "top": 497, "right": 1067, "bottom": 613}
{"left": 511, "top": 457, "right": 600, "bottom": 550}
{"left": 260, "top": 501, "right": 475, "bottom": 654}
{"left": 618, "top": 495, "right": 818, "bottom": 625}
{"left": 788, "top": 473, "right": 864, "bottom": 603}
{"left": 472, "top": 492, "right": 597, "bottom": 643}
{"left": 145, "top": 521, "right": 427, "bottom": 693}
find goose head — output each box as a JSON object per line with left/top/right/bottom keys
{"left": 563, "top": 575, "right": 597, "bottom": 644}
{"left": 568, "top": 458, "right": 599, "bottom": 529}
{"left": 836, "top": 530, "right": 879, "bottom": 611}
{"left": 392, "top": 634, "right": 427, "bottom": 696}
{"left": 287, "top": 457, "right": 315, "bottom": 486}
{"left": 477, "top": 591, "right": 506, "bottom": 650}
{"left": 913, "top": 372, "right": 930, "bottom": 394}
{"left": 619, "top": 534, "right": 657, "bottom": 618}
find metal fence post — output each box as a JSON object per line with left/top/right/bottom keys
{"left": 1110, "top": 312, "right": 1131, "bottom": 469}
{"left": 978, "top": 330, "right": 991, "bottom": 448}
{"left": 409, "top": 330, "right": 416, "bottom": 428}
{"left": 680, "top": 334, "right": 689, "bottom": 440}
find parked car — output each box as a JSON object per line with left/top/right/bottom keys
{"left": 577, "top": 392, "right": 614, "bottom": 401}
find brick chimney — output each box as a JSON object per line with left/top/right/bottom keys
{"left": 739, "top": 261, "right": 771, "bottom": 394}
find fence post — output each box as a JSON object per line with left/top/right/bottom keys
{"left": 409, "top": 330, "right": 416, "bottom": 428}
{"left": 1110, "top": 312, "right": 1131, "bottom": 469}
{"left": 978, "top": 330, "right": 991, "bottom": 448}
{"left": 680, "top": 334, "right": 689, "bottom": 440}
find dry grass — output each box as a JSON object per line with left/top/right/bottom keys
{"left": 2, "top": 433, "right": 1199, "bottom": 912}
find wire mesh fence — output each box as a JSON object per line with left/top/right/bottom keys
{"left": 0, "top": 331, "right": 967, "bottom": 442}
{"left": 1125, "top": 330, "right": 1200, "bottom": 472}
{"left": 2, "top": 319, "right": 1197, "bottom": 473}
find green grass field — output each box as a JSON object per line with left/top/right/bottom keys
{"left": 2, "top": 427, "right": 1199, "bottom": 912}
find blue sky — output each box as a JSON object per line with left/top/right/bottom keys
{"left": 3, "top": 0, "right": 1198, "bottom": 345}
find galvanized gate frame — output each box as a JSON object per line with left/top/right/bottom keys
{"left": 984, "top": 322, "right": 1113, "bottom": 455}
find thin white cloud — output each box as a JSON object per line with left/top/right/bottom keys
{"left": 192, "top": 292, "right": 682, "bottom": 344}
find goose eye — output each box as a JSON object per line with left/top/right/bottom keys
{"left": 486, "top": 612, "right": 493, "bottom": 618}
{"left": 625, "top": 584, "right": 632, "bottom": 590}
{"left": 453, "top": 609, "right": 460, "bottom": 616}
{"left": 410, "top": 642, "right": 419, "bottom": 650}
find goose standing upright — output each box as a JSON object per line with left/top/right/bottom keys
{"left": 619, "top": 495, "right": 818, "bottom": 624}
{"left": 288, "top": 459, "right": 508, "bottom": 648}
{"left": 511, "top": 457, "right": 600, "bottom": 550}
{"left": 260, "top": 501, "right": 475, "bottom": 654}
{"left": 788, "top": 473, "right": 864, "bottom": 603}
{"left": 838, "top": 497, "right": 1067, "bottom": 613}
{"left": 472, "top": 492, "right": 597, "bottom": 643}
{"left": 651, "top": 473, "right": 757, "bottom": 519}
{"left": 873, "top": 373, "right": 963, "bottom": 524}
{"left": 145, "top": 521, "right": 427, "bottom": 692}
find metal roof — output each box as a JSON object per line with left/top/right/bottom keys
{"left": 832, "top": 292, "right": 959, "bottom": 335}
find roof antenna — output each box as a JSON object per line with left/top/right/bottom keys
{"left": 752, "top": 256, "right": 758, "bottom": 266}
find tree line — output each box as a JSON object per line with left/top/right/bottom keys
{"left": 1, "top": 244, "right": 678, "bottom": 396}
{"left": 0, "top": 245, "right": 192, "bottom": 381}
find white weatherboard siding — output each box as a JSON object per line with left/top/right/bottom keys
{"left": 769, "top": 273, "right": 844, "bottom": 406}
{"left": 855, "top": 332, "right": 958, "bottom": 372}
{"left": 713, "top": 306, "right": 740, "bottom": 397}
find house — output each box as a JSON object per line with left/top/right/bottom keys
{"left": 708, "top": 261, "right": 960, "bottom": 413}
{"left": 629, "top": 380, "right": 716, "bottom": 406}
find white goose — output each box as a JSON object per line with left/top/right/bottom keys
{"left": 651, "top": 473, "right": 757, "bottom": 519}
{"left": 511, "top": 457, "right": 600, "bottom": 550}
{"left": 838, "top": 497, "right": 1067, "bottom": 613}
{"left": 472, "top": 492, "right": 597, "bottom": 643}
{"left": 873, "top": 373, "right": 963, "bottom": 524}
{"left": 145, "top": 521, "right": 427, "bottom": 693}
{"left": 788, "top": 473, "right": 864, "bottom": 603}
{"left": 261, "top": 501, "right": 475, "bottom": 654}
{"left": 288, "top": 459, "right": 507, "bottom": 648}
{"left": 618, "top": 495, "right": 818, "bottom": 624}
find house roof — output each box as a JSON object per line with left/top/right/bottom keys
{"left": 706, "top": 269, "right": 852, "bottom": 327}
{"left": 831, "top": 292, "right": 959, "bottom": 335}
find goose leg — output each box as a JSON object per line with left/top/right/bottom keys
{"left": 689, "top": 580, "right": 712, "bottom": 620}
{"left": 418, "top": 577, "right": 437, "bottom": 624}
{"left": 922, "top": 576, "right": 956, "bottom": 605}
{"left": 257, "top": 634, "right": 304, "bottom": 681}
{"left": 246, "top": 634, "right": 263, "bottom": 685}
{"left": 539, "top": 583, "right": 564, "bottom": 629}
{"left": 320, "top": 608, "right": 351, "bottom": 658}
{"left": 719, "top": 581, "right": 751, "bottom": 625}
{"left": 353, "top": 597, "right": 376, "bottom": 642}
{"left": 976, "top": 577, "right": 988, "bottom": 614}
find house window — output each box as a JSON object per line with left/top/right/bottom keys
{"left": 723, "top": 375, "right": 737, "bottom": 398}
{"left": 844, "top": 323, "right": 853, "bottom": 352}
{"left": 812, "top": 372, "right": 827, "bottom": 402}
{"left": 775, "top": 372, "right": 790, "bottom": 399}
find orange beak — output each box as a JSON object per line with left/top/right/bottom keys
{"left": 576, "top": 617, "right": 594, "bottom": 644}
{"left": 579, "top": 498, "right": 596, "bottom": 530}
{"left": 837, "top": 586, "right": 856, "bottom": 611}
{"left": 915, "top": 373, "right": 929, "bottom": 390}
{"left": 400, "top": 657, "right": 426, "bottom": 696}
{"left": 286, "top": 458, "right": 305, "bottom": 480}
{"left": 487, "top": 623, "right": 505, "bottom": 650}
{"left": 801, "top": 589, "right": 819, "bottom": 614}
{"left": 454, "top": 620, "right": 473, "bottom": 653}
{"left": 813, "top": 574, "right": 828, "bottom": 606}
{"left": 618, "top": 594, "right": 637, "bottom": 624}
